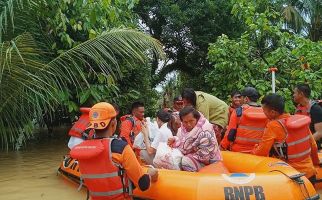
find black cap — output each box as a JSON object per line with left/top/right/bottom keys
{"left": 241, "top": 87, "right": 259, "bottom": 98}
{"left": 174, "top": 96, "right": 182, "bottom": 102}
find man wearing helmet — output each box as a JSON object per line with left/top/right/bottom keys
{"left": 70, "top": 102, "right": 158, "bottom": 200}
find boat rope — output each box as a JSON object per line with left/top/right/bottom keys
{"left": 269, "top": 170, "right": 311, "bottom": 199}
{"left": 86, "top": 189, "right": 89, "bottom": 200}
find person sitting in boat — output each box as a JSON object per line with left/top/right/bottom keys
{"left": 140, "top": 110, "right": 174, "bottom": 165}
{"left": 221, "top": 87, "right": 268, "bottom": 153}
{"left": 162, "top": 108, "right": 182, "bottom": 136}
{"left": 70, "top": 102, "right": 158, "bottom": 200}
{"left": 119, "top": 101, "right": 145, "bottom": 149}
{"left": 168, "top": 106, "right": 222, "bottom": 172}
{"left": 228, "top": 90, "right": 242, "bottom": 120}
{"left": 251, "top": 94, "right": 317, "bottom": 180}
{"left": 167, "top": 112, "right": 181, "bottom": 136}
{"left": 181, "top": 88, "right": 229, "bottom": 143}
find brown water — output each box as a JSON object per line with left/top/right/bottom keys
{"left": 0, "top": 127, "right": 86, "bottom": 200}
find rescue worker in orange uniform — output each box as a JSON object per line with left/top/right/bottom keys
{"left": 251, "top": 94, "right": 317, "bottom": 180}
{"left": 228, "top": 90, "right": 242, "bottom": 120}
{"left": 68, "top": 104, "right": 120, "bottom": 149}
{"left": 221, "top": 87, "right": 268, "bottom": 153}
{"left": 68, "top": 107, "right": 94, "bottom": 149}
{"left": 119, "top": 101, "right": 145, "bottom": 149}
{"left": 293, "top": 84, "right": 322, "bottom": 143}
{"left": 70, "top": 102, "right": 158, "bottom": 200}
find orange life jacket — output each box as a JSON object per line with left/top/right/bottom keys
{"left": 120, "top": 115, "right": 141, "bottom": 144}
{"left": 232, "top": 105, "right": 268, "bottom": 152}
{"left": 274, "top": 115, "right": 312, "bottom": 162}
{"left": 295, "top": 100, "right": 322, "bottom": 116}
{"left": 68, "top": 108, "right": 94, "bottom": 139}
{"left": 70, "top": 138, "right": 129, "bottom": 200}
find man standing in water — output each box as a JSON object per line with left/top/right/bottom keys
{"left": 70, "top": 102, "right": 158, "bottom": 200}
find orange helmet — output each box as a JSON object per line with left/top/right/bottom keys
{"left": 88, "top": 102, "right": 117, "bottom": 129}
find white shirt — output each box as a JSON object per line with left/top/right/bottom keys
{"left": 151, "top": 123, "right": 173, "bottom": 149}
{"left": 68, "top": 136, "right": 84, "bottom": 149}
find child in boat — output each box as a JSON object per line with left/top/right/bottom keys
{"left": 168, "top": 106, "right": 222, "bottom": 172}
{"left": 167, "top": 112, "right": 181, "bottom": 136}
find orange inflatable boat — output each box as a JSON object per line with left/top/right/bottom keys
{"left": 58, "top": 151, "right": 320, "bottom": 200}
{"left": 313, "top": 151, "right": 322, "bottom": 191}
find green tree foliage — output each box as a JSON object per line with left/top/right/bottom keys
{"left": 159, "top": 74, "right": 183, "bottom": 109}
{"left": 37, "top": 0, "right": 139, "bottom": 50}
{"left": 135, "top": 0, "right": 245, "bottom": 88}
{"left": 116, "top": 62, "right": 161, "bottom": 117}
{"left": 36, "top": 0, "right": 161, "bottom": 118}
{"left": 0, "top": 0, "right": 164, "bottom": 149}
{"left": 207, "top": 0, "right": 322, "bottom": 112}
{"left": 2, "top": 0, "right": 162, "bottom": 120}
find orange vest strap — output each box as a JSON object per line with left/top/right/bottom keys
{"left": 287, "top": 135, "right": 310, "bottom": 146}
{"left": 89, "top": 188, "right": 124, "bottom": 197}
{"left": 81, "top": 172, "right": 119, "bottom": 179}
{"left": 288, "top": 148, "right": 311, "bottom": 159}
{"left": 276, "top": 119, "right": 288, "bottom": 142}
{"left": 238, "top": 125, "right": 265, "bottom": 131}
{"left": 235, "top": 136, "right": 260, "bottom": 143}
{"left": 71, "top": 127, "right": 85, "bottom": 133}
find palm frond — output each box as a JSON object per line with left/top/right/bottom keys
{"left": 282, "top": 4, "right": 306, "bottom": 33}
{"left": 0, "top": 32, "right": 57, "bottom": 149}
{"left": 47, "top": 28, "right": 165, "bottom": 86}
{"left": 0, "top": 28, "right": 164, "bottom": 149}
{"left": 0, "top": 0, "right": 26, "bottom": 41}
{"left": 0, "top": 0, "right": 44, "bottom": 43}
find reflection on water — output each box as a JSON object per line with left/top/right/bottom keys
{"left": 0, "top": 127, "right": 86, "bottom": 200}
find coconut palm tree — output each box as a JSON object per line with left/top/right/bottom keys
{"left": 0, "top": 0, "right": 164, "bottom": 149}
{"left": 277, "top": 0, "right": 322, "bottom": 41}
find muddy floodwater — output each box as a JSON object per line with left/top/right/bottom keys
{"left": 0, "top": 127, "right": 321, "bottom": 199}
{"left": 0, "top": 127, "right": 86, "bottom": 200}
